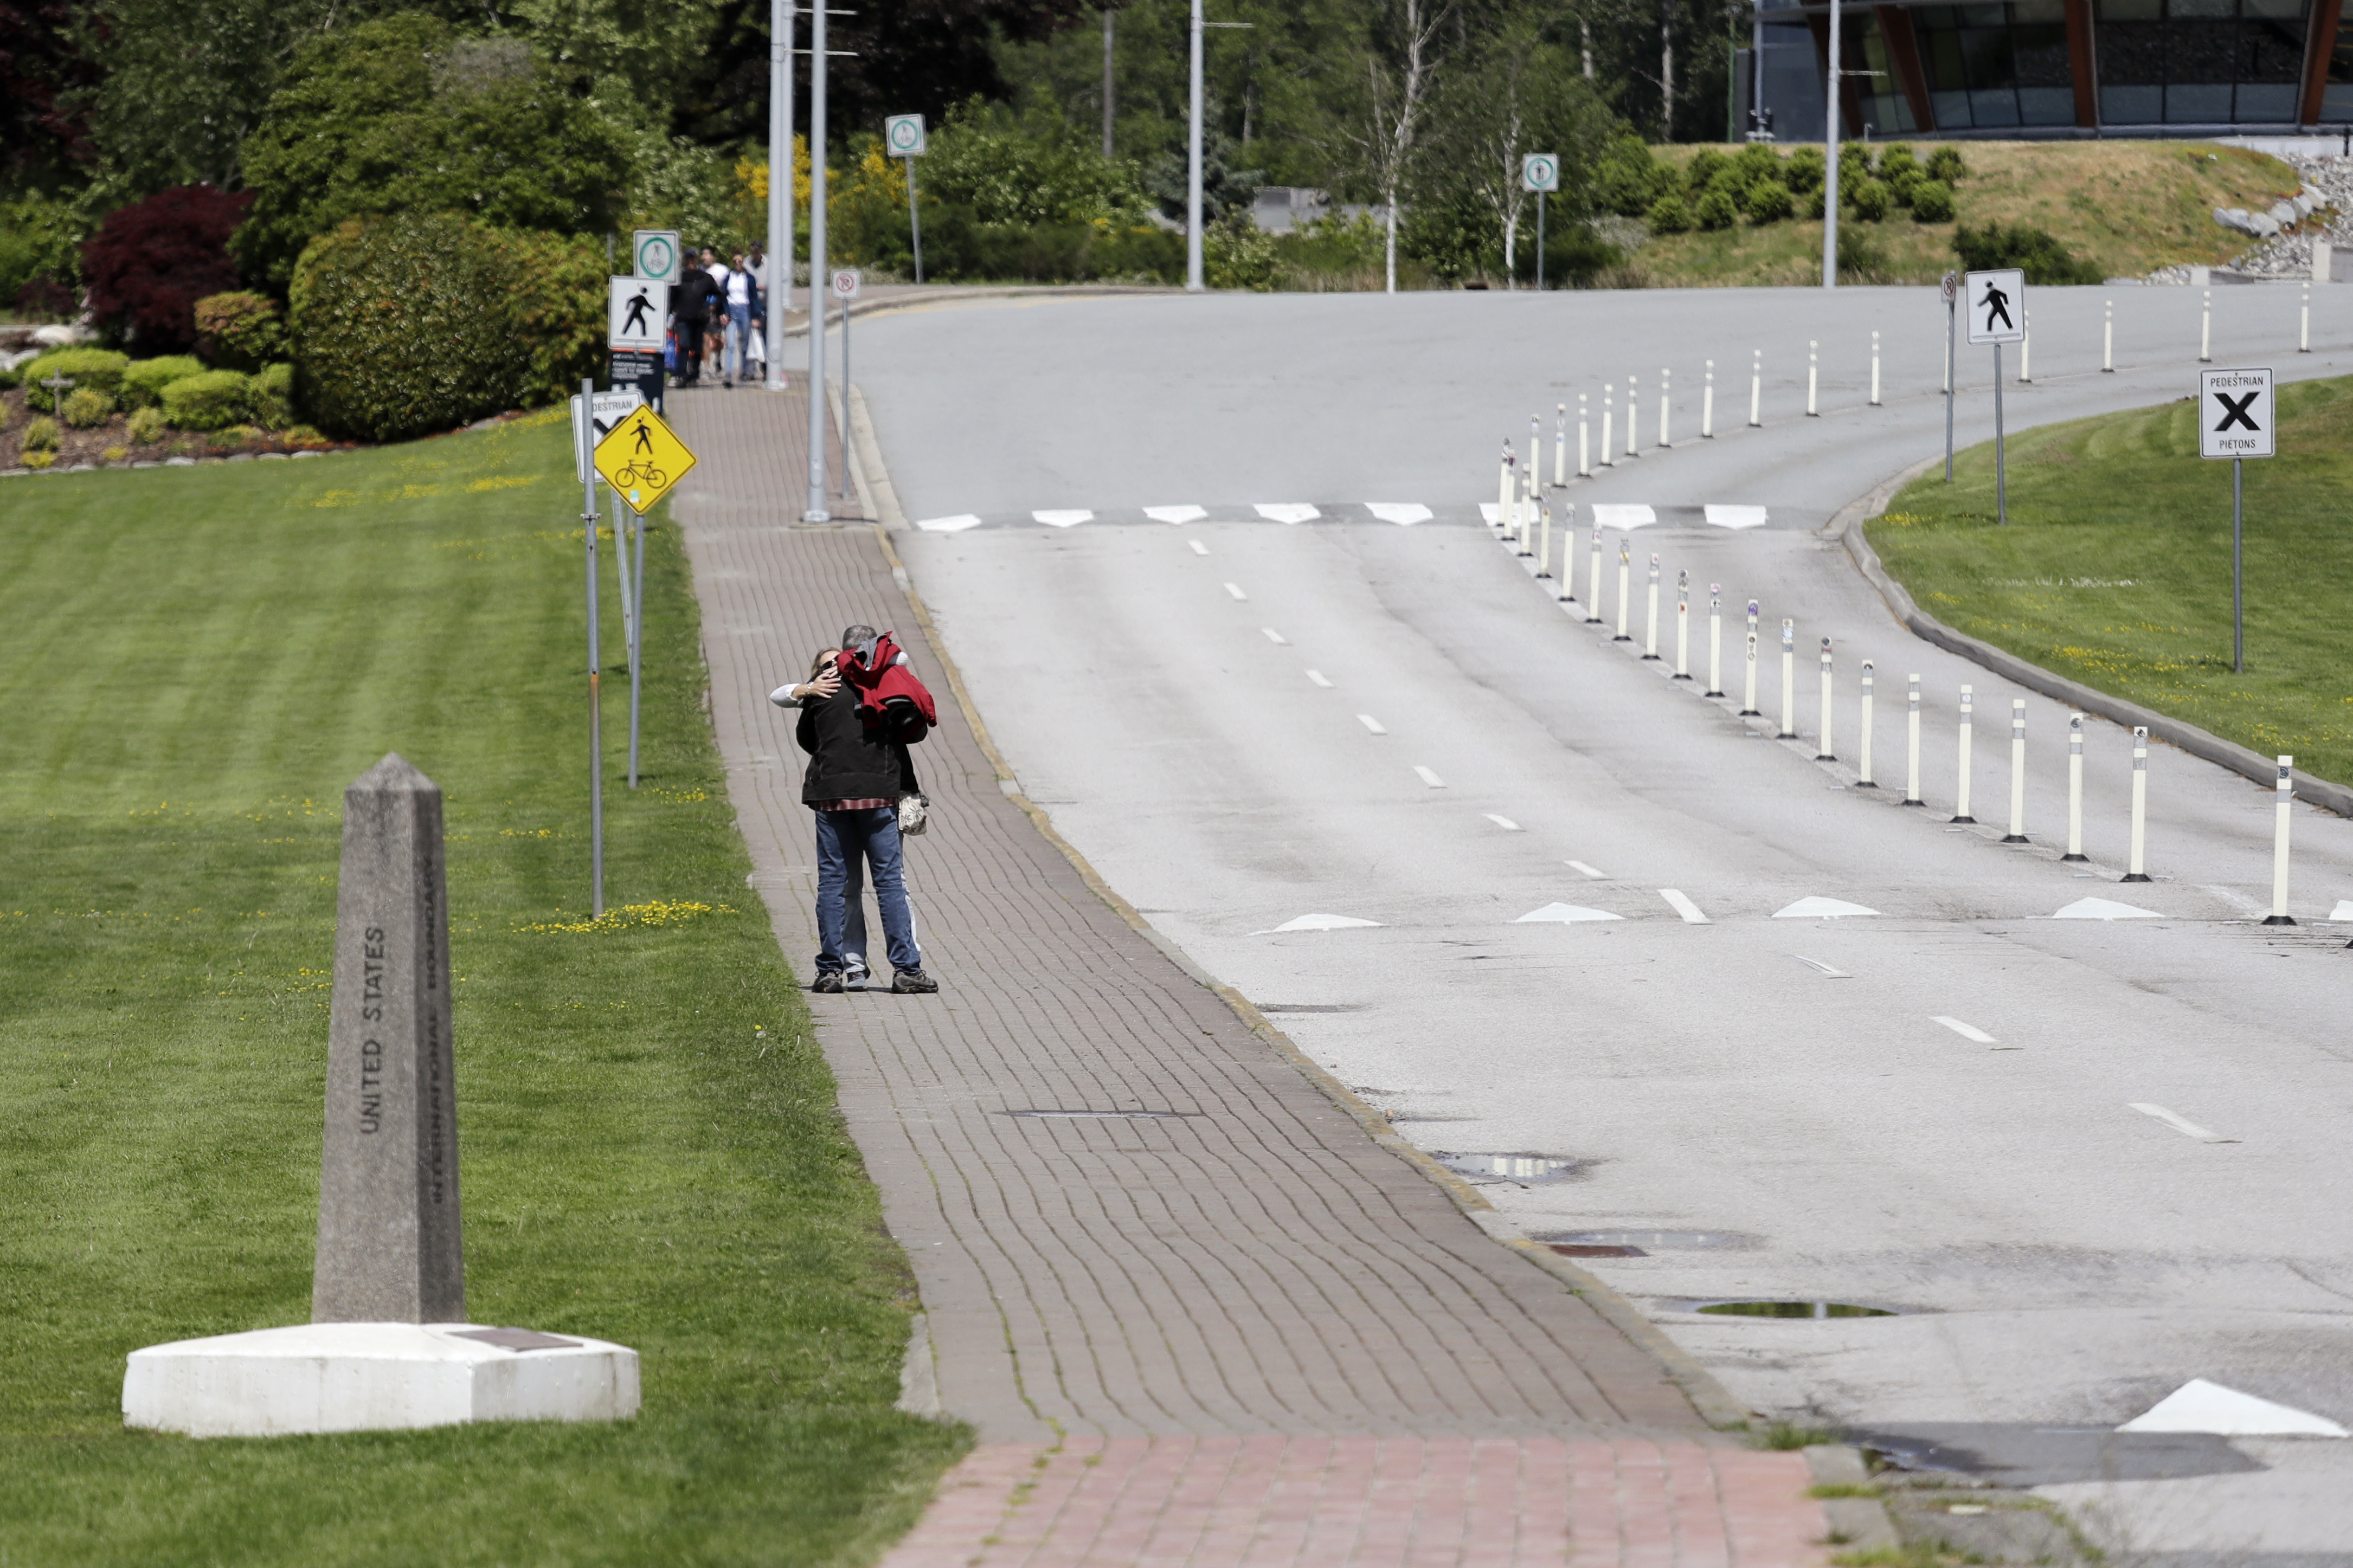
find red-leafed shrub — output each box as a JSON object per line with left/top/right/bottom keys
{"left": 80, "top": 185, "right": 252, "bottom": 352}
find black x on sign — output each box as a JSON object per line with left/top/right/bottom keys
{"left": 2198, "top": 367, "right": 2274, "bottom": 460}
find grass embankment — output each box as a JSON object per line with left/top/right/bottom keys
{"left": 0, "top": 421, "right": 964, "bottom": 1563}
{"left": 1867, "top": 374, "right": 2353, "bottom": 786}
{"left": 1637, "top": 141, "right": 2299, "bottom": 286}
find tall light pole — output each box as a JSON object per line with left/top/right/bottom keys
{"left": 765, "top": 0, "right": 795, "bottom": 392}
{"left": 1103, "top": 7, "right": 1116, "bottom": 159}
{"left": 1186, "top": 0, "right": 1204, "bottom": 292}
{"left": 1821, "top": 0, "right": 1841, "bottom": 289}
{"left": 803, "top": 0, "right": 830, "bottom": 520}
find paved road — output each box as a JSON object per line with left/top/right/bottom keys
{"left": 857, "top": 285, "right": 2353, "bottom": 1561}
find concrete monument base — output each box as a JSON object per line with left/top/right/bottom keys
{"left": 123, "top": 1322, "right": 640, "bottom": 1437}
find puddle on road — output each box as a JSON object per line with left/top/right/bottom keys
{"left": 1432, "top": 1152, "right": 1584, "bottom": 1183}
{"left": 1544, "top": 1230, "right": 1758, "bottom": 1251}
{"left": 1687, "top": 1300, "right": 1902, "bottom": 1319}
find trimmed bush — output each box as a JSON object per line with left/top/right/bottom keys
{"left": 21, "top": 450, "right": 56, "bottom": 469}
{"left": 160, "top": 369, "right": 254, "bottom": 430}
{"left": 252, "top": 363, "right": 295, "bottom": 429}
{"left": 1912, "top": 179, "right": 1957, "bottom": 223}
{"left": 1647, "top": 193, "right": 1694, "bottom": 235}
{"left": 1851, "top": 179, "right": 1891, "bottom": 222}
{"left": 127, "top": 406, "right": 168, "bottom": 444}
{"left": 289, "top": 212, "right": 600, "bottom": 442}
{"left": 1685, "top": 148, "right": 1731, "bottom": 198}
{"left": 1784, "top": 146, "right": 1826, "bottom": 195}
{"left": 1748, "top": 179, "right": 1795, "bottom": 224}
{"left": 193, "top": 292, "right": 286, "bottom": 372}
{"left": 23, "top": 416, "right": 61, "bottom": 451}
{"left": 61, "top": 386, "right": 114, "bottom": 428}
{"left": 21, "top": 348, "right": 130, "bottom": 412}
{"left": 121, "top": 355, "right": 207, "bottom": 409}
{"left": 1601, "top": 136, "right": 1676, "bottom": 217}
{"left": 1953, "top": 221, "right": 2100, "bottom": 283}
{"left": 1925, "top": 146, "right": 1968, "bottom": 184}
{"left": 80, "top": 185, "right": 252, "bottom": 352}
{"left": 1695, "top": 187, "right": 1739, "bottom": 231}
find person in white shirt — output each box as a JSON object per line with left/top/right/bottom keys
{"left": 700, "top": 248, "right": 740, "bottom": 388}
{"left": 724, "top": 255, "right": 754, "bottom": 388}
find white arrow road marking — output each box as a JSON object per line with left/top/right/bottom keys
{"left": 1703, "top": 504, "right": 1770, "bottom": 530}
{"left": 1658, "top": 889, "right": 1708, "bottom": 924}
{"left": 1261, "top": 627, "right": 1287, "bottom": 643}
{"left": 1773, "top": 896, "right": 1880, "bottom": 919}
{"left": 1224, "top": 583, "right": 1248, "bottom": 601}
{"left": 2053, "top": 897, "right": 2161, "bottom": 920}
{"left": 2129, "top": 1102, "right": 2238, "bottom": 1143}
{"left": 1565, "top": 861, "right": 1608, "bottom": 880}
{"left": 1414, "top": 766, "right": 1447, "bottom": 788}
{"left": 1515, "top": 902, "right": 1622, "bottom": 923}
{"left": 1032, "top": 509, "right": 1092, "bottom": 527}
{"left": 1145, "top": 505, "right": 1206, "bottom": 524}
{"left": 2329, "top": 899, "right": 2353, "bottom": 920}
{"left": 1931, "top": 1015, "right": 1997, "bottom": 1044}
{"left": 1484, "top": 814, "right": 1521, "bottom": 830}
{"left": 1305, "top": 670, "right": 1333, "bottom": 687}
{"left": 1253, "top": 912, "right": 1383, "bottom": 934}
{"left": 1188, "top": 539, "right": 1209, "bottom": 556}
{"left": 2118, "top": 1379, "right": 2349, "bottom": 1437}
{"left": 1255, "top": 503, "right": 1320, "bottom": 524}
{"left": 1365, "top": 502, "right": 1432, "bottom": 525}
{"left": 1358, "top": 714, "right": 1387, "bottom": 734}
{"left": 915, "top": 514, "right": 983, "bottom": 532}
{"left": 1591, "top": 504, "right": 1658, "bottom": 530}
{"left": 1793, "top": 956, "right": 1851, "bottom": 977}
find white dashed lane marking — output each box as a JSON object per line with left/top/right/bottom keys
{"left": 1224, "top": 583, "right": 1248, "bottom": 601}
{"left": 1484, "top": 814, "right": 1521, "bottom": 831}
{"left": 2130, "top": 1103, "right": 2238, "bottom": 1143}
{"left": 1415, "top": 766, "right": 1447, "bottom": 789}
{"left": 1566, "top": 861, "right": 1608, "bottom": 880}
{"left": 1306, "top": 670, "right": 1333, "bottom": 688}
{"left": 1262, "top": 628, "right": 1288, "bottom": 644}
{"left": 1658, "top": 889, "right": 1709, "bottom": 924}
{"left": 1793, "top": 956, "right": 1852, "bottom": 977}
{"left": 1188, "top": 539, "right": 1210, "bottom": 556}
{"left": 1932, "top": 1015, "right": 1998, "bottom": 1044}
{"left": 1358, "top": 714, "right": 1388, "bottom": 735}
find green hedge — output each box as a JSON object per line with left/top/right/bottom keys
{"left": 160, "top": 370, "right": 253, "bottom": 430}
{"left": 121, "top": 356, "right": 207, "bottom": 410}
{"left": 252, "top": 363, "right": 294, "bottom": 429}
{"left": 288, "top": 214, "right": 601, "bottom": 443}
{"left": 21, "top": 349, "right": 130, "bottom": 412}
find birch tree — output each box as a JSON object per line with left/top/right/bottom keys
{"left": 1342, "top": 0, "right": 1451, "bottom": 293}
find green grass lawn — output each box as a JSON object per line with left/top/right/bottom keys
{"left": 0, "top": 419, "right": 965, "bottom": 1564}
{"left": 1869, "top": 373, "right": 2353, "bottom": 787}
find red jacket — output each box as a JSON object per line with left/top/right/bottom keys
{"left": 840, "top": 632, "right": 937, "bottom": 745}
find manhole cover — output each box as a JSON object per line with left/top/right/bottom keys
{"left": 1006, "top": 1109, "right": 1195, "bottom": 1119}
{"left": 1432, "top": 1152, "right": 1583, "bottom": 1182}
{"left": 1686, "top": 1300, "right": 1901, "bottom": 1319}
{"left": 1541, "top": 1230, "right": 1757, "bottom": 1250}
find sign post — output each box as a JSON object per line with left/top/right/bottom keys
{"left": 575, "top": 377, "right": 605, "bottom": 919}
{"left": 830, "top": 268, "right": 861, "bottom": 502}
{"left": 886, "top": 113, "right": 928, "bottom": 284}
{"left": 1940, "top": 270, "right": 1958, "bottom": 482}
{"left": 1964, "top": 267, "right": 2026, "bottom": 524}
{"left": 1522, "top": 153, "right": 1559, "bottom": 290}
{"left": 2199, "top": 366, "right": 2274, "bottom": 674}
{"left": 594, "top": 406, "right": 699, "bottom": 795}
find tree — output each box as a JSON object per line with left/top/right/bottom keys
{"left": 0, "top": 0, "right": 99, "bottom": 190}
{"left": 233, "top": 15, "right": 632, "bottom": 289}
{"left": 80, "top": 184, "right": 250, "bottom": 350}
{"left": 1342, "top": 0, "right": 1452, "bottom": 293}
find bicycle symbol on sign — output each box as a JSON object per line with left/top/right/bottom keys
{"left": 613, "top": 459, "right": 667, "bottom": 489}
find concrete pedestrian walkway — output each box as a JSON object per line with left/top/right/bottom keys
{"left": 666, "top": 380, "right": 1835, "bottom": 1566}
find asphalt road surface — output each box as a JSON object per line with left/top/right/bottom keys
{"left": 854, "top": 283, "right": 2353, "bottom": 1561}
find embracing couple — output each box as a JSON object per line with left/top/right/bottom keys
{"left": 771, "top": 624, "right": 940, "bottom": 995}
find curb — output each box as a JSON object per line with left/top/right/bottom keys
{"left": 848, "top": 389, "right": 1757, "bottom": 1436}
{"left": 780, "top": 282, "right": 1180, "bottom": 343}
{"left": 1828, "top": 460, "right": 2353, "bottom": 820}
{"left": 1804, "top": 1445, "right": 1901, "bottom": 1555}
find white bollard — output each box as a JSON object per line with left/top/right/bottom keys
{"left": 1857, "top": 661, "right": 1877, "bottom": 786}
{"left": 1815, "top": 636, "right": 1835, "bottom": 760}
{"left": 1586, "top": 528, "right": 1604, "bottom": 622}
{"left": 2019, "top": 309, "right": 2031, "bottom": 383}
{"left": 1870, "top": 330, "right": 1881, "bottom": 406}
{"left": 1749, "top": 349, "right": 1762, "bottom": 427}
{"left": 1953, "top": 684, "right": 1977, "bottom": 823}
{"left": 2063, "top": 713, "right": 2087, "bottom": 861}
{"left": 1643, "top": 554, "right": 1661, "bottom": 659}
{"left": 1538, "top": 497, "right": 1553, "bottom": 579}
{"left": 1705, "top": 586, "right": 1724, "bottom": 695}
{"left": 2266, "top": 756, "right": 2296, "bottom": 924}
{"left": 2103, "top": 298, "right": 2114, "bottom": 373}
{"left": 1614, "top": 543, "right": 1632, "bottom": 641}
{"left": 1806, "top": 340, "right": 1819, "bottom": 417}
{"left": 1528, "top": 411, "right": 1542, "bottom": 517}
{"left": 2003, "top": 699, "right": 2028, "bottom": 842}
{"left": 1703, "top": 359, "right": 1716, "bottom": 438}
{"left": 1779, "top": 619, "right": 1797, "bottom": 738}
{"left": 1600, "top": 387, "right": 1614, "bottom": 469}
{"left": 2200, "top": 287, "right": 2211, "bottom": 364}
{"left": 1518, "top": 470, "right": 1535, "bottom": 554}
{"left": 1739, "top": 600, "right": 1760, "bottom": 714}
{"left": 1496, "top": 442, "right": 1513, "bottom": 530}
{"left": 1658, "top": 368, "right": 1671, "bottom": 448}
{"left": 1579, "top": 392, "right": 1592, "bottom": 476}
{"left": 1673, "top": 571, "right": 1692, "bottom": 679}
{"left": 1905, "top": 673, "right": 1924, "bottom": 805}
{"left": 1626, "top": 375, "right": 1640, "bottom": 456}
{"left": 1553, "top": 504, "right": 1572, "bottom": 600}
{"left": 1555, "top": 403, "right": 1568, "bottom": 484}
{"left": 2301, "top": 281, "right": 2311, "bottom": 354}
{"left": 2123, "top": 726, "right": 2151, "bottom": 881}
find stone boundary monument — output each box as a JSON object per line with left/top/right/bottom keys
{"left": 123, "top": 755, "right": 639, "bottom": 1438}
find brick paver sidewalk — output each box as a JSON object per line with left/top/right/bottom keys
{"left": 666, "top": 381, "right": 1832, "bottom": 1566}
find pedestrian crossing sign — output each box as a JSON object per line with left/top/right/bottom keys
{"left": 593, "top": 405, "right": 698, "bottom": 514}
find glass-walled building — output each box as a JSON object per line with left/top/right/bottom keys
{"left": 1737, "top": 0, "right": 2353, "bottom": 135}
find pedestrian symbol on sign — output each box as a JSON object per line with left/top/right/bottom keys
{"left": 1978, "top": 278, "right": 2014, "bottom": 333}
{"left": 607, "top": 276, "right": 670, "bottom": 353}
{"left": 621, "top": 288, "right": 653, "bottom": 337}
{"left": 1963, "top": 268, "right": 2026, "bottom": 346}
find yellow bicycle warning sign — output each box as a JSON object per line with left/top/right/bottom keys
{"left": 593, "top": 405, "right": 698, "bottom": 513}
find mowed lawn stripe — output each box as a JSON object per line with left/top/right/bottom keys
{"left": 0, "top": 415, "right": 964, "bottom": 1566}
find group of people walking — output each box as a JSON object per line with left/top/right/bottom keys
{"left": 671, "top": 244, "right": 769, "bottom": 389}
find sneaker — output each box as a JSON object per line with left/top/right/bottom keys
{"left": 811, "top": 971, "right": 845, "bottom": 993}
{"left": 843, "top": 963, "right": 870, "bottom": 991}
{"left": 890, "top": 968, "right": 940, "bottom": 995}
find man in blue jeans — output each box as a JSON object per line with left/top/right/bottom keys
{"left": 781, "top": 627, "right": 937, "bottom": 995}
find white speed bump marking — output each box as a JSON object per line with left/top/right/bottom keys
{"left": 1565, "top": 861, "right": 1608, "bottom": 880}
{"left": 1224, "top": 583, "right": 1248, "bottom": 601}
{"left": 1305, "top": 670, "right": 1333, "bottom": 688}
{"left": 915, "top": 514, "right": 984, "bottom": 532}
{"left": 2129, "top": 1102, "right": 2238, "bottom": 1144}
{"left": 1931, "top": 1015, "right": 1997, "bottom": 1044}
{"left": 1254, "top": 503, "right": 1320, "bottom": 524}
{"left": 1261, "top": 627, "right": 1287, "bottom": 643}
{"left": 1032, "top": 509, "right": 1092, "bottom": 527}
{"left": 1358, "top": 714, "right": 1388, "bottom": 734}
{"left": 1483, "top": 814, "right": 1521, "bottom": 830}
{"left": 1254, "top": 912, "right": 1383, "bottom": 934}
{"left": 1145, "top": 505, "right": 1206, "bottom": 524}
{"left": 1365, "top": 503, "right": 1432, "bottom": 525}
{"left": 1515, "top": 902, "right": 1622, "bottom": 924}
{"left": 1188, "top": 540, "right": 1210, "bottom": 556}
{"left": 1773, "top": 896, "right": 1879, "bottom": 919}
{"left": 1658, "top": 889, "right": 1709, "bottom": 924}
{"left": 1414, "top": 766, "right": 1447, "bottom": 789}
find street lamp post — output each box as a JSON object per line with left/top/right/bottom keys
{"left": 1186, "top": 0, "right": 1204, "bottom": 292}
{"left": 803, "top": 0, "right": 830, "bottom": 520}
{"left": 765, "top": 0, "right": 795, "bottom": 392}
{"left": 1822, "top": 0, "right": 1841, "bottom": 289}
